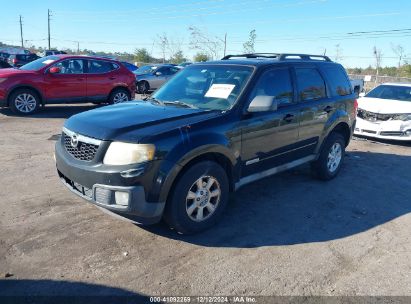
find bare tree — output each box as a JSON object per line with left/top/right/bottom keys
{"left": 157, "top": 33, "right": 169, "bottom": 63}
{"left": 391, "top": 43, "right": 406, "bottom": 69}
{"left": 243, "top": 29, "right": 257, "bottom": 53}
{"left": 373, "top": 46, "right": 383, "bottom": 82}
{"left": 167, "top": 36, "right": 185, "bottom": 63}
{"left": 188, "top": 26, "right": 223, "bottom": 60}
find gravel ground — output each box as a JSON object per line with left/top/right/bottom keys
{"left": 0, "top": 103, "right": 410, "bottom": 298}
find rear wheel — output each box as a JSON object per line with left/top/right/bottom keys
{"left": 311, "top": 132, "right": 345, "bottom": 180}
{"left": 137, "top": 81, "right": 149, "bottom": 94}
{"left": 108, "top": 88, "right": 130, "bottom": 104}
{"left": 9, "top": 89, "right": 40, "bottom": 115}
{"left": 164, "top": 161, "right": 229, "bottom": 234}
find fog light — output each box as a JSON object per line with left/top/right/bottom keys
{"left": 115, "top": 191, "right": 129, "bottom": 206}
{"left": 406, "top": 130, "right": 411, "bottom": 136}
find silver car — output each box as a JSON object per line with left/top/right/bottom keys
{"left": 134, "top": 64, "right": 180, "bottom": 93}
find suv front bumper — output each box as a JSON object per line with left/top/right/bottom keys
{"left": 55, "top": 141, "right": 165, "bottom": 225}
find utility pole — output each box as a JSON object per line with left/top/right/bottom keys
{"left": 19, "top": 15, "right": 24, "bottom": 48}
{"left": 223, "top": 33, "right": 227, "bottom": 57}
{"left": 77, "top": 41, "right": 80, "bottom": 53}
{"left": 48, "top": 9, "right": 52, "bottom": 49}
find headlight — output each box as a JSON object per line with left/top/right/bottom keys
{"left": 103, "top": 142, "right": 155, "bottom": 165}
{"left": 0, "top": 78, "right": 8, "bottom": 84}
{"left": 393, "top": 114, "right": 411, "bottom": 121}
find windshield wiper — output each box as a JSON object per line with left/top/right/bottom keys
{"left": 163, "top": 100, "right": 198, "bottom": 109}
{"left": 143, "top": 96, "right": 164, "bottom": 106}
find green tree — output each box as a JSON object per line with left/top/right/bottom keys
{"left": 134, "top": 48, "right": 152, "bottom": 63}
{"left": 243, "top": 29, "right": 257, "bottom": 53}
{"left": 169, "top": 50, "right": 187, "bottom": 64}
{"left": 193, "top": 52, "right": 210, "bottom": 62}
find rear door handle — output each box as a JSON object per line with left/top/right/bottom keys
{"left": 283, "top": 114, "right": 295, "bottom": 122}
{"left": 109, "top": 76, "right": 116, "bottom": 80}
{"left": 323, "top": 105, "right": 334, "bottom": 113}
{"left": 77, "top": 78, "right": 85, "bottom": 81}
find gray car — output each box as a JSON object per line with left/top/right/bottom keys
{"left": 134, "top": 64, "right": 180, "bottom": 93}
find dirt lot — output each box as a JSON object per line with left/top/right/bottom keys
{"left": 0, "top": 103, "right": 411, "bottom": 298}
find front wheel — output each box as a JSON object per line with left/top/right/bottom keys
{"left": 311, "top": 132, "right": 345, "bottom": 180}
{"left": 9, "top": 89, "right": 40, "bottom": 115}
{"left": 164, "top": 161, "right": 230, "bottom": 234}
{"left": 137, "top": 81, "right": 149, "bottom": 94}
{"left": 108, "top": 89, "right": 130, "bottom": 104}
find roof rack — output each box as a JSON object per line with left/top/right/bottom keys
{"left": 221, "top": 53, "right": 331, "bottom": 62}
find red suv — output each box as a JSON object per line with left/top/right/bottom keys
{"left": 0, "top": 55, "right": 136, "bottom": 115}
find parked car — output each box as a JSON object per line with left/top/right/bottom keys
{"left": 177, "top": 62, "right": 193, "bottom": 68}
{"left": 0, "top": 60, "right": 11, "bottom": 69}
{"left": 350, "top": 78, "right": 364, "bottom": 97}
{"left": 8, "top": 53, "right": 40, "bottom": 68}
{"left": 55, "top": 53, "right": 356, "bottom": 234}
{"left": 0, "top": 52, "right": 10, "bottom": 62}
{"left": 42, "top": 50, "right": 68, "bottom": 57}
{"left": 121, "top": 61, "right": 138, "bottom": 72}
{"left": 354, "top": 83, "right": 411, "bottom": 141}
{"left": 134, "top": 64, "right": 180, "bottom": 93}
{"left": 0, "top": 55, "right": 136, "bottom": 115}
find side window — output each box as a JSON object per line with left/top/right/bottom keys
{"left": 250, "top": 68, "right": 294, "bottom": 105}
{"left": 54, "top": 59, "right": 84, "bottom": 74}
{"left": 170, "top": 67, "right": 179, "bottom": 74}
{"left": 88, "top": 60, "right": 115, "bottom": 74}
{"left": 322, "top": 65, "right": 352, "bottom": 96}
{"left": 295, "top": 68, "right": 326, "bottom": 101}
{"left": 159, "top": 67, "right": 170, "bottom": 75}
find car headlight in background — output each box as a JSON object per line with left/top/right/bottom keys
{"left": 393, "top": 114, "right": 411, "bottom": 121}
{"left": 103, "top": 142, "right": 155, "bottom": 165}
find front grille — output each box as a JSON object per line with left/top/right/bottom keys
{"left": 357, "top": 109, "right": 396, "bottom": 122}
{"left": 380, "top": 131, "right": 404, "bottom": 136}
{"left": 63, "top": 132, "right": 99, "bottom": 161}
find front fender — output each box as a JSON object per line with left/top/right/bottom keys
{"left": 152, "top": 131, "right": 239, "bottom": 203}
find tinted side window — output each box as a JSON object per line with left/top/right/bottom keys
{"left": 322, "top": 65, "right": 352, "bottom": 96}
{"left": 54, "top": 59, "right": 84, "bottom": 74}
{"left": 250, "top": 68, "right": 294, "bottom": 105}
{"left": 295, "top": 68, "right": 326, "bottom": 101}
{"left": 88, "top": 60, "right": 115, "bottom": 73}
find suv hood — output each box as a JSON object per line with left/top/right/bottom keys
{"left": 358, "top": 97, "right": 411, "bottom": 114}
{"left": 64, "top": 101, "right": 222, "bottom": 141}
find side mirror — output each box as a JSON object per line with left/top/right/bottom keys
{"left": 155, "top": 71, "right": 162, "bottom": 76}
{"left": 247, "top": 95, "right": 278, "bottom": 112}
{"left": 359, "top": 92, "right": 366, "bottom": 98}
{"left": 49, "top": 66, "right": 61, "bottom": 74}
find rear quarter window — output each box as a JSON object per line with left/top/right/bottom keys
{"left": 322, "top": 64, "right": 352, "bottom": 96}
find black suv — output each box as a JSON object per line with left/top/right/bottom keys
{"left": 8, "top": 53, "right": 40, "bottom": 67}
{"left": 55, "top": 53, "right": 357, "bottom": 234}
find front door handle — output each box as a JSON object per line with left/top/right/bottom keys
{"left": 323, "top": 105, "right": 334, "bottom": 113}
{"left": 283, "top": 114, "right": 295, "bottom": 122}
{"left": 77, "top": 78, "right": 85, "bottom": 81}
{"left": 109, "top": 76, "right": 116, "bottom": 80}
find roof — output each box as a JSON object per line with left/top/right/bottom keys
{"left": 381, "top": 82, "right": 411, "bottom": 87}
{"left": 203, "top": 53, "right": 335, "bottom": 67}
{"left": 49, "top": 54, "right": 120, "bottom": 62}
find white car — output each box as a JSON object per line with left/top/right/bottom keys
{"left": 354, "top": 83, "right": 411, "bottom": 141}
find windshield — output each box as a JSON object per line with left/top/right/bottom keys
{"left": 152, "top": 65, "right": 253, "bottom": 111}
{"left": 19, "top": 56, "right": 60, "bottom": 71}
{"left": 134, "top": 65, "right": 157, "bottom": 75}
{"left": 365, "top": 85, "right": 411, "bottom": 102}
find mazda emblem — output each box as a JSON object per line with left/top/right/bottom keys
{"left": 70, "top": 134, "right": 79, "bottom": 148}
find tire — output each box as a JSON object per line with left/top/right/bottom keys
{"left": 137, "top": 81, "right": 149, "bottom": 94}
{"left": 164, "top": 161, "right": 230, "bottom": 234}
{"left": 108, "top": 88, "right": 130, "bottom": 104}
{"left": 9, "top": 89, "right": 40, "bottom": 115}
{"left": 311, "top": 132, "right": 346, "bottom": 180}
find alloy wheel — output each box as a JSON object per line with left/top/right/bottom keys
{"left": 185, "top": 175, "right": 221, "bottom": 222}
{"left": 14, "top": 93, "right": 37, "bottom": 113}
{"left": 327, "top": 142, "right": 342, "bottom": 173}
